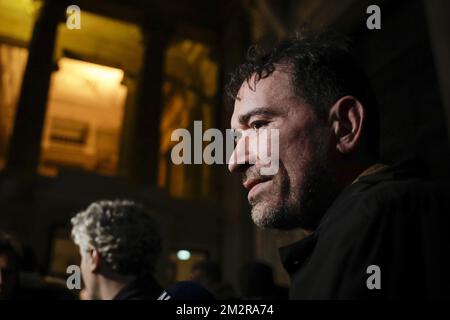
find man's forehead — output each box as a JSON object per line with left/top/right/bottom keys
{"left": 231, "top": 70, "right": 295, "bottom": 126}
{"left": 237, "top": 70, "right": 292, "bottom": 100}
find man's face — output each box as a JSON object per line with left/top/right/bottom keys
{"left": 0, "top": 252, "right": 19, "bottom": 300}
{"left": 229, "top": 69, "right": 337, "bottom": 230}
{"left": 79, "top": 249, "right": 98, "bottom": 300}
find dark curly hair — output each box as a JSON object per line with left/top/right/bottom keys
{"left": 226, "top": 31, "right": 380, "bottom": 158}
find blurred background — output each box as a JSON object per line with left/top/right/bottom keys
{"left": 0, "top": 0, "right": 449, "bottom": 295}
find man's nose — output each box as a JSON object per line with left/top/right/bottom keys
{"left": 228, "top": 133, "right": 254, "bottom": 173}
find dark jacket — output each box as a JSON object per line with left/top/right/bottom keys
{"left": 280, "top": 159, "right": 450, "bottom": 299}
{"left": 113, "top": 276, "right": 162, "bottom": 300}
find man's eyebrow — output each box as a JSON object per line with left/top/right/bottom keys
{"left": 238, "top": 108, "right": 279, "bottom": 125}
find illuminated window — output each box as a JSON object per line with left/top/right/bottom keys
{"left": 39, "top": 58, "right": 127, "bottom": 176}
{"left": 158, "top": 37, "right": 218, "bottom": 199}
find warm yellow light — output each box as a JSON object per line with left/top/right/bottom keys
{"left": 41, "top": 57, "right": 127, "bottom": 176}
{"left": 59, "top": 58, "right": 124, "bottom": 85}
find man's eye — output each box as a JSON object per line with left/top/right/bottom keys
{"left": 250, "top": 121, "right": 268, "bottom": 130}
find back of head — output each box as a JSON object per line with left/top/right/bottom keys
{"left": 71, "top": 199, "right": 161, "bottom": 278}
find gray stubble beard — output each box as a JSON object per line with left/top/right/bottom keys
{"left": 250, "top": 137, "right": 338, "bottom": 231}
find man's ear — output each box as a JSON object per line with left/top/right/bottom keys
{"left": 329, "top": 96, "right": 365, "bottom": 154}
{"left": 90, "top": 249, "right": 102, "bottom": 273}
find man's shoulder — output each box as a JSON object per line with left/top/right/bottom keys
{"left": 320, "top": 160, "right": 448, "bottom": 236}
{"left": 284, "top": 160, "right": 450, "bottom": 299}
{"left": 356, "top": 173, "right": 439, "bottom": 213}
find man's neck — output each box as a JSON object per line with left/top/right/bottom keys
{"left": 337, "top": 157, "right": 378, "bottom": 190}
{"left": 98, "top": 275, "right": 135, "bottom": 300}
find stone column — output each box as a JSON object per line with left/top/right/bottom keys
{"left": 127, "top": 21, "right": 169, "bottom": 186}
{"left": 6, "top": 0, "right": 65, "bottom": 176}
{"left": 0, "top": 0, "right": 65, "bottom": 238}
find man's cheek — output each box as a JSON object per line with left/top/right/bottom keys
{"left": 255, "top": 128, "right": 280, "bottom": 176}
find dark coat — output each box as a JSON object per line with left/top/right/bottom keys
{"left": 113, "top": 276, "right": 162, "bottom": 300}
{"left": 280, "top": 159, "right": 450, "bottom": 299}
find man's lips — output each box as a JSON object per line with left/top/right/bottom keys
{"left": 243, "top": 177, "right": 269, "bottom": 190}
{"left": 243, "top": 177, "right": 272, "bottom": 199}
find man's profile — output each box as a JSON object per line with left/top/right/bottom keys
{"left": 227, "top": 31, "right": 450, "bottom": 299}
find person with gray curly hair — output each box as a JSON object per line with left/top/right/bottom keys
{"left": 71, "top": 199, "right": 162, "bottom": 300}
